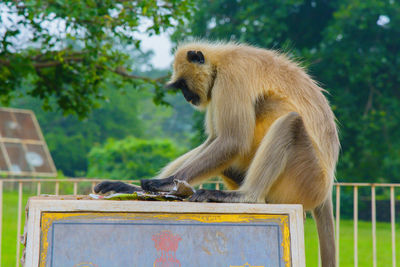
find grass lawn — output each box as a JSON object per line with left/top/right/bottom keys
{"left": 1, "top": 190, "right": 399, "bottom": 266}
{"left": 305, "top": 217, "right": 400, "bottom": 267}
{"left": 2, "top": 191, "right": 35, "bottom": 267}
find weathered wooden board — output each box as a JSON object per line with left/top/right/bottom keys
{"left": 25, "top": 196, "right": 305, "bottom": 267}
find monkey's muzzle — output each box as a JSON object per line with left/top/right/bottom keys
{"left": 166, "top": 79, "right": 200, "bottom": 105}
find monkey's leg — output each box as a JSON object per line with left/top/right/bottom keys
{"left": 313, "top": 197, "right": 336, "bottom": 267}
{"left": 220, "top": 168, "right": 246, "bottom": 190}
{"left": 190, "top": 112, "right": 336, "bottom": 267}
{"left": 190, "top": 112, "right": 305, "bottom": 203}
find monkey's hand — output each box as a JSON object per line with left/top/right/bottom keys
{"left": 140, "top": 176, "right": 175, "bottom": 192}
{"left": 94, "top": 181, "right": 141, "bottom": 195}
{"left": 189, "top": 189, "right": 242, "bottom": 203}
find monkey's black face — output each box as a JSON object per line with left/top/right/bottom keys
{"left": 167, "top": 78, "right": 200, "bottom": 106}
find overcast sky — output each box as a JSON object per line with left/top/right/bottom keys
{"left": 139, "top": 32, "right": 173, "bottom": 70}
{"left": 0, "top": 4, "right": 174, "bottom": 70}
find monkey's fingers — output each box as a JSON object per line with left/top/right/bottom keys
{"left": 140, "top": 176, "right": 175, "bottom": 192}
{"left": 188, "top": 189, "right": 222, "bottom": 202}
{"left": 189, "top": 189, "right": 243, "bottom": 203}
{"left": 94, "top": 181, "right": 141, "bottom": 195}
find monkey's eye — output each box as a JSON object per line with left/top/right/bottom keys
{"left": 187, "top": 50, "right": 205, "bottom": 64}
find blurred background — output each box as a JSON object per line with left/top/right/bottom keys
{"left": 0, "top": 0, "right": 399, "bottom": 266}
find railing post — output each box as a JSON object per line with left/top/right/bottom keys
{"left": 73, "top": 182, "right": 78, "bottom": 195}
{"left": 335, "top": 185, "right": 340, "bottom": 267}
{"left": 55, "top": 181, "right": 60, "bottom": 195}
{"left": 91, "top": 181, "right": 96, "bottom": 193}
{"left": 16, "top": 182, "right": 23, "bottom": 267}
{"left": 390, "top": 186, "right": 396, "bottom": 267}
{"left": 0, "top": 180, "right": 3, "bottom": 267}
{"left": 353, "top": 186, "right": 358, "bottom": 267}
{"left": 371, "top": 185, "right": 376, "bottom": 267}
{"left": 36, "top": 181, "right": 41, "bottom": 195}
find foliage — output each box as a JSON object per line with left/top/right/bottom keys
{"left": 0, "top": 0, "right": 194, "bottom": 117}
{"left": 3, "top": 0, "right": 399, "bottom": 183}
{"left": 190, "top": 110, "right": 206, "bottom": 147}
{"left": 173, "top": 0, "right": 400, "bottom": 183}
{"left": 12, "top": 82, "right": 145, "bottom": 176}
{"left": 315, "top": 1, "right": 400, "bottom": 182}
{"left": 87, "top": 136, "right": 182, "bottom": 180}
{"left": 11, "top": 72, "right": 194, "bottom": 176}
{"left": 172, "top": 0, "right": 336, "bottom": 51}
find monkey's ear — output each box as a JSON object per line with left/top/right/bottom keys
{"left": 187, "top": 50, "right": 205, "bottom": 64}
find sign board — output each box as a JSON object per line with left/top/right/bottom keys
{"left": 25, "top": 197, "right": 305, "bottom": 267}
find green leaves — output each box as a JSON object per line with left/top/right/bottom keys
{"left": 87, "top": 137, "right": 183, "bottom": 180}
{"left": 0, "top": 0, "right": 194, "bottom": 117}
{"left": 317, "top": 0, "right": 400, "bottom": 182}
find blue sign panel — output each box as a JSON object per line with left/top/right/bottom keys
{"left": 40, "top": 212, "right": 291, "bottom": 267}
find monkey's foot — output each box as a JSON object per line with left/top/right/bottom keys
{"left": 140, "top": 176, "right": 175, "bottom": 192}
{"left": 94, "top": 181, "right": 141, "bottom": 195}
{"left": 189, "top": 189, "right": 242, "bottom": 203}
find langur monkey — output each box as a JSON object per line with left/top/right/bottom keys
{"left": 95, "top": 41, "right": 340, "bottom": 267}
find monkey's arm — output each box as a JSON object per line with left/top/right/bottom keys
{"left": 172, "top": 75, "right": 256, "bottom": 182}
{"left": 135, "top": 138, "right": 215, "bottom": 192}
{"left": 173, "top": 136, "right": 240, "bottom": 182}
{"left": 94, "top": 138, "right": 214, "bottom": 194}
{"left": 142, "top": 76, "right": 256, "bottom": 191}
{"left": 158, "top": 107, "right": 216, "bottom": 178}
{"left": 140, "top": 136, "right": 241, "bottom": 192}
{"left": 156, "top": 138, "right": 213, "bottom": 178}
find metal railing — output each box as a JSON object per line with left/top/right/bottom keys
{"left": 334, "top": 183, "right": 398, "bottom": 267}
{"left": 0, "top": 179, "right": 398, "bottom": 267}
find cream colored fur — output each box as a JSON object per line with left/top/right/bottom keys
{"left": 157, "top": 41, "right": 339, "bottom": 267}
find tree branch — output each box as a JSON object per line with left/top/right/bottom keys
{"left": 111, "top": 66, "right": 168, "bottom": 83}
{"left": 363, "top": 83, "right": 374, "bottom": 116}
{"left": 34, "top": 57, "right": 84, "bottom": 68}
{"left": 0, "top": 56, "right": 83, "bottom": 68}
{"left": 0, "top": 57, "right": 169, "bottom": 84}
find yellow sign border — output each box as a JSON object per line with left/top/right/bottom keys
{"left": 40, "top": 212, "right": 291, "bottom": 267}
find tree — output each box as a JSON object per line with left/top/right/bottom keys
{"left": 0, "top": 0, "right": 194, "bottom": 117}
{"left": 172, "top": 0, "right": 336, "bottom": 52}
{"left": 87, "top": 136, "right": 182, "bottom": 179}
{"left": 315, "top": 1, "right": 400, "bottom": 181}
{"left": 12, "top": 80, "right": 148, "bottom": 176}
{"left": 12, "top": 67, "right": 194, "bottom": 176}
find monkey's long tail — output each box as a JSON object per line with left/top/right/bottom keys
{"left": 312, "top": 196, "right": 336, "bottom": 267}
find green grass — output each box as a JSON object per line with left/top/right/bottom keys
{"left": 2, "top": 191, "right": 35, "bottom": 267}
{"left": 1, "top": 190, "right": 399, "bottom": 266}
{"left": 304, "top": 217, "right": 400, "bottom": 266}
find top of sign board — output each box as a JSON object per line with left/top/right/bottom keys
{"left": 0, "top": 107, "right": 57, "bottom": 177}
